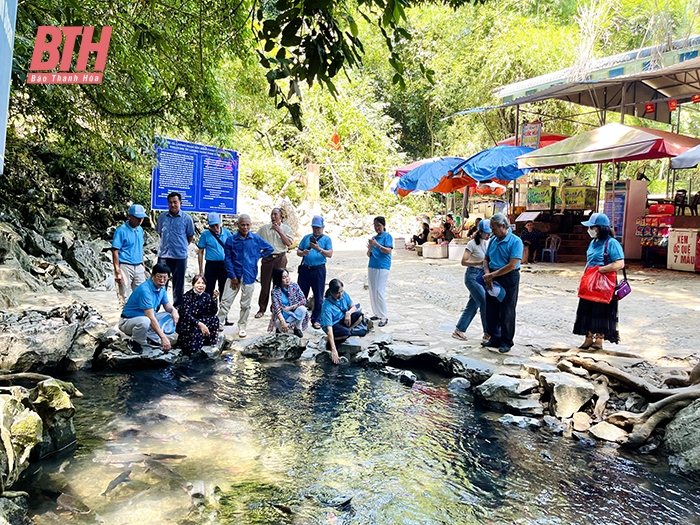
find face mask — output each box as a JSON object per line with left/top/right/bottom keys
{"left": 587, "top": 227, "right": 597, "bottom": 238}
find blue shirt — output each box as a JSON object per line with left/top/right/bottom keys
{"left": 197, "top": 228, "right": 233, "bottom": 261}
{"left": 586, "top": 237, "right": 624, "bottom": 268}
{"left": 112, "top": 222, "right": 144, "bottom": 265}
{"left": 486, "top": 231, "right": 524, "bottom": 270}
{"left": 320, "top": 291, "right": 354, "bottom": 330}
{"left": 156, "top": 210, "right": 195, "bottom": 259}
{"left": 368, "top": 231, "right": 393, "bottom": 270}
{"left": 224, "top": 232, "right": 274, "bottom": 284}
{"left": 299, "top": 233, "right": 333, "bottom": 266}
{"left": 122, "top": 279, "right": 169, "bottom": 318}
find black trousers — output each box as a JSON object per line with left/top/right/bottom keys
{"left": 204, "top": 260, "right": 227, "bottom": 297}
{"left": 484, "top": 269, "right": 520, "bottom": 348}
{"left": 298, "top": 264, "right": 326, "bottom": 323}
{"left": 160, "top": 257, "right": 187, "bottom": 308}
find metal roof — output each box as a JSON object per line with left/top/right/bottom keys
{"left": 446, "top": 36, "right": 700, "bottom": 123}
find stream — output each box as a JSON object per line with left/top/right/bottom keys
{"left": 20, "top": 356, "right": 700, "bottom": 525}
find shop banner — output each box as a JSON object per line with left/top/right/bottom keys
{"left": 520, "top": 122, "right": 542, "bottom": 149}
{"left": 151, "top": 137, "right": 239, "bottom": 213}
{"left": 526, "top": 186, "right": 553, "bottom": 211}
{"left": 0, "top": 0, "right": 17, "bottom": 174}
{"left": 604, "top": 191, "right": 626, "bottom": 241}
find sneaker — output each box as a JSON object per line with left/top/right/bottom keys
{"left": 129, "top": 340, "right": 143, "bottom": 354}
{"left": 238, "top": 329, "right": 247, "bottom": 338}
{"left": 498, "top": 345, "right": 511, "bottom": 353}
{"left": 452, "top": 329, "right": 468, "bottom": 341}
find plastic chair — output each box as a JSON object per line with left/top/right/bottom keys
{"left": 673, "top": 190, "right": 688, "bottom": 215}
{"left": 541, "top": 235, "right": 561, "bottom": 263}
{"left": 689, "top": 192, "right": 700, "bottom": 216}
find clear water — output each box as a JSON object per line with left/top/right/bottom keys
{"left": 23, "top": 357, "right": 700, "bottom": 525}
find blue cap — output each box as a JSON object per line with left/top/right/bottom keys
{"left": 311, "top": 215, "right": 324, "bottom": 227}
{"left": 207, "top": 212, "right": 222, "bottom": 225}
{"left": 128, "top": 204, "right": 147, "bottom": 218}
{"left": 478, "top": 220, "right": 492, "bottom": 233}
{"left": 581, "top": 212, "right": 610, "bottom": 227}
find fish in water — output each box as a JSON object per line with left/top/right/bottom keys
{"left": 101, "top": 469, "right": 131, "bottom": 496}
{"left": 56, "top": 493, "right": 91, "bottom": 514}
{"left": 93, "top": 452, "right": 186, "bottom": 465}
{"left": 144, "top": 458, "right": 186, "bottom": 484}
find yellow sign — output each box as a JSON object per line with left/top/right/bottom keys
{"left": 527, "top": 186, "right": 553, "bottom": 211}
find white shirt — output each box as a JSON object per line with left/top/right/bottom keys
{"left": 465, "top": 238, "right": 489, "bottom": 263}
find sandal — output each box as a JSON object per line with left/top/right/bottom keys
{"left": 378, "top": 319, "right": 388, "bottom": 327}
{"left": 312, "top": 321, "right": 321, "bottom": 330}
{"left": 254, "top": 312, "right": 265, "bottom": 318}
{"left": 452, "top": 329, "right": 468, "bottom": 341}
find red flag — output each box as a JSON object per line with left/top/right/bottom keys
{"left": 644, "top": 102, "right": 655, "bottom": 114}
{"left": 668, "top": 99, "right": 678, "bottom": 111}
{"left": 692, "top": 94, "right": 700, "bottom": 104}
{"left": 326, "top": 131, "right": 342, "bottom": 151}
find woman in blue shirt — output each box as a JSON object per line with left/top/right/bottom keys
{"left": 320, "top": 279, "right": 363, "bottom": 364}
{"left": 366, "top": 216, "right": 393, "bottom": 327}
{"left": 574, "top": 213, "right": 625, "bottom": 350}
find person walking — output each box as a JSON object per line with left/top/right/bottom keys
{"left": 255, "top": 208, "right": 294, "bottom": 318}
{"left": 222, "top": 214, "right": 274, "bottom": 338}
{"left": 482, "top": 213, "right": 523, "bottom": 354}
{"left": 366, "top": 216, "right": 393, "bottom": 327}
{"left": 297, "top": 215, "right": 333, "bottom": 329}
{"left": 155, "top": 192, "right": 195, "bottom": 308}
{"left": 112, "top": 204, "right": 148, "bottom": 307}
{"left": 453, "top": 219, "right": 493, "bottom": 342}
{"left": 573, "top": 213, "right": 625, "bottom": 350}
{"left": 197, "top": 212, "right": 233, "bottom": 328}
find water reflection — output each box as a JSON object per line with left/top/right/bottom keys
{"left": 20, "top": 357, "right": 700, "bottom": 525}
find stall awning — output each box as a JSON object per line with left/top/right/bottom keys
{"left": 517, "top": 123, "right": 700, "bottom": 170}
{"left": 446, "top": 36, "right": 700, "bottom": 124}
{"left": 671, "top": 144, "right": 700, "bottom": 169}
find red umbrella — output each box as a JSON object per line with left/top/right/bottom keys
{"left": 393, "top": 158, "right": 434, "bottom": 178}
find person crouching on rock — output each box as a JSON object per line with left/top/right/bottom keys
{"left": 118, "top": 263, "right": 179, "bottom": 353}
{"left": 320, "top": 279, "right": 364, "bottom": 364}
{"left": 176, "top": 274, "right": 220, "bottom": 356}
{"left": 268, "top": 268, "right": 309, "bottom": 338}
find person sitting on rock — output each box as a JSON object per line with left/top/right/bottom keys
{"left": 176, "top": 274, "right": 220, "bottom": 355}
{"left": 267, "top": 268, "right": 309, "bottom": 338}
{"left": 320, "top": 278, "right": 364, "bottom": 365}
{"left": 118, "top": 263, "right": 179, "bottom": 353}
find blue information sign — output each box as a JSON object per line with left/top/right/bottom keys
{"left": 1, "top": 0, "right": 18, "bottom": 174}
{"left": 151, "top": 137, "right": 239, "bottom": 213}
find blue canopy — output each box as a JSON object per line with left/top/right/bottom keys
{"left": 454, "top": 145, "right": 534, "bottom": 182}
{"left": 394, "top": 157, "right": 466, "bottom": 195}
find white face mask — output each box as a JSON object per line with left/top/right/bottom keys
{"left": 587, "top": 227, "right": 597, "bottom": 238}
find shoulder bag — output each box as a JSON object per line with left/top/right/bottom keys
{"left": 604, "top": 240, "right": 631, "bottom": 301}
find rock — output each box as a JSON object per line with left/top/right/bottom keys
{"left": 543, "top": 415, "right": 569, "bottom": 435}
{"left": 378, "top": 366, "right": 416, "bottom": 387}
{"left": 498, "top": 414, "right": 542, "bottom": 428}
{"left": 589, "top": 422, "right": 628, "bottom": 443}
{"left": 475, "top": 375, "right": 539, "bottom": 403}
{"left": 557, "top": 360, "right": 591, "bottom": 378}
{"left": 448, "top": 377, "right": 471, "bottom": 393}
{"left": 93, "top": 342, "right": 185, "bottom": 370}
{"left": 24, "top": 229, "right": 60, "bottom": 259}
{"left": 337, "top": 337, "right": 363, "bottom": 356}
{"left": 43, "top": 218, "right": 75, "bottom": 251}
{"left": 370, "top": 333, "right": 393, "bottom": 346}
{"left": 65, "top": 240, "right": 111, "bottom": 289}
{"left": 0, "top": 495, "right": 29, "bottom": 525}
{"left": 29, "top": 379, "right": 78, "bottom": 458}
{"left": 240, "top": 333, "right": 305, "bottom": 360}
{"left": 444, "top": 355, "right": 495, "bottom": 385}
{"left": 520, "top": 362, "right": 559, "bottom": 380}
{"left": 539, "top": 372, "right": 595, "bottom": 419}
{"left": 572, "top": 412, "right": 592, "bottom": 432}
{"left": 663, "top": 399, "right": 700, "bottom": 478}
{"left": 624, "top": 393, "right": 647, "bottom": 412}
{"left": 502, "top": 395, "right": 544, "bottom": 417}
{"left": 572, "top": 431, "right": 596, "bottom": 447}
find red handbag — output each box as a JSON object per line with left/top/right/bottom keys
{"left": 577, "top": 266, "right": 616, "bottom": 303}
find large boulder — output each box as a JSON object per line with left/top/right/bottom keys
{"left": 43, "top": 217, "right": 74, "bottom": 250}
{"left": 444, "top": 355, "right": 495, "bottom": 385}
{"left": 24, "top": 230, "right": 60, "bottom": 259}
{"left": 474, "top": 374, "right": 543, "bottom": 416}
{"left": 0, "top": 387, "right": 44, "bottom": 489}
{"left": 28, "top": 378, "right": 79, "bottom": 459}
{"left": 539, "top": 372, "right": 595, "bottom": 419}
{"left": 240, "top": 333, "right": 306, "bottom": 360}
{"left": 64, "top": 240, "right": 112, "bottom": 289}
{"left": 0, "top": 303, "right": 108, "bottom": 372}
{"left": 663, "top": 399, "right": 700, "bottom": 479}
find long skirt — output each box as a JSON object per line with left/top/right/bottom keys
{"left": 573, "top": 298, "right": 620, "bottom": 344}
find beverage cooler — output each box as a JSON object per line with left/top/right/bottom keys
{"left": 604, "top": 180, "right": 648, "bottom": 259}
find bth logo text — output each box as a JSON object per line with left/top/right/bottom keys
{"left": 27, "top": 26, "right": 112, "bottom": 85}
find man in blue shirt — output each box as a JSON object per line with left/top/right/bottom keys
{"left": 155, "top": 192, "right": 195, "bottom": 308}
{"left": 111, "top": 204, "right": 148, "bottom": 307}
{"left": 118, "top": 263, "right": 180, "bottom": 353}
{"left": 197, "top": 212, "right": 233, "bottom": 326}
{"left": 297, "top": 215, "right": 334, "bottom": 329}
{"left": 222, "top": 214, "right": 274, "bottom": 338}
{"left": 482, "top": 213, "right": 523, "bottom": 354}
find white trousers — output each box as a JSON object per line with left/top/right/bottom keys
{"left": 218, "top": 279, "right": 254, "bottom": 330}
{"left": 368, "top": 267, "right": 389, "bottom": 320}
{"left": 116, "top": 263, "right": 146, "bottom": 307}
